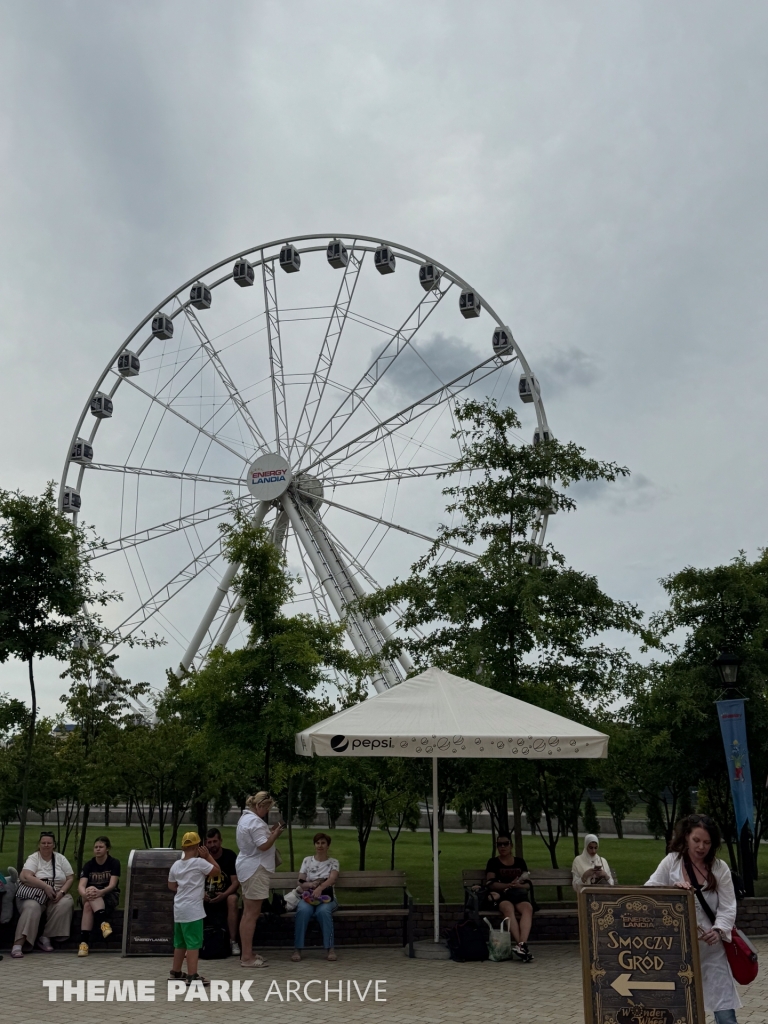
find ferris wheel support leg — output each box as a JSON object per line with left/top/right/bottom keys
{"left": 303, "top": 508, "right": 401, "bottom": 690}
{"left": 206, "top": 509, "right": 289, "bottom": 657}
{"left": 280, "top": 495, "right": 389, "bottom": 693}
{"left": 176, "top": 500, "right": 271, "bottom": 675}
{"left": 338, "top": 550, "right": 414, "bottom": 675}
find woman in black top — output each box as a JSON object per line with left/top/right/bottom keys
{"left": 484, "top": 833, "right": 534, "bottom": 961}
{"left": 76, "top": 836, "right": 120, "bottom": 957}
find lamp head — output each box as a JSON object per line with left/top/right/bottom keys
{"left": 716, "top": 652, "right": 739, "bottom": 686}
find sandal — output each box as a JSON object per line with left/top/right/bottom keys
{"left": 169, "top": 970, "right": 187, "bottom": 981}
{"left": 291, "top": 951, "right": 302, "bottom": 962}
{"left": 11, "top": 945, "right": 23, "bottom": 959}
{"left": 326, "top": 950, "right": 337, "bottom": 961}
{"left": 240, "top": 957, "right": 268, "bottom": 968}
{"left": 186, "top": 974, "right": 209, "bottom": 987}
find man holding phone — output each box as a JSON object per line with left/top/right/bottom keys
{"left": 235, "top": 792, "right": 285, "bottom": 969}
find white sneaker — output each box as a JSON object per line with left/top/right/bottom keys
{"left": 231, "top": 940, "right": 241, "bottom": 956}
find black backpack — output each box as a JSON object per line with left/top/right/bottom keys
{"left": 445, "top": 919, "right": 489, "bottom": 962}
{"left": 199, "top": 925, "right": 231, "bottom": 960}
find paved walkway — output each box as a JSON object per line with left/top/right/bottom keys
{"left": 2, "top": 940, "right": 766, "bottom": 1024}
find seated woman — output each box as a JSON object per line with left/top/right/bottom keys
{"left": 571, "top": 834, "right": 614, "bottom": 893}
{"left": 292, "top": 832, "right": 339, "bottom": 963}
{"left": 77, "top": 836, "right": 121, "bottom": 956}
{"left": 12, "top": 832, "right": 74, "bottom": 958}
{"left": 483, "top": 833, "right": 534, "bottom": 962}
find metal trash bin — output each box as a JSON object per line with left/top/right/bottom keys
{"left": 122, "top": 848, "right": 181, "bottom": 956}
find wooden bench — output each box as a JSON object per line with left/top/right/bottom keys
{"left": 266, "top": 870, "right": 416, "bottom": 957}
{"left": 462, "top": 866, "right": 618, "bottom": 923}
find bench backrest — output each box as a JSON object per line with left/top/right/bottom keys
{"left": 267, "top": 870, "right": 407, "bottom": 890}
{"left": 462, "top": 867, "right": 574, "bottom": 887}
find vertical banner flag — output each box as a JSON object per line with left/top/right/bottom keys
{"left": 715, "top": 699, "right": 755, "bottom": 835}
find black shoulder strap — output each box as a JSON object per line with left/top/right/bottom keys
{"left": 683, "top": 857, "right": 716, "bottom": 925}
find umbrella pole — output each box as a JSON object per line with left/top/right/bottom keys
{"left": 432, "top": 754, "right": 439, "bottom": 943}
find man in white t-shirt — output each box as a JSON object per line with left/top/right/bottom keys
{"left": 235, "top": 792, "right": 285, "bottom": 969}
{"left": 168, "top": 832, "right": 218, "bottom": 987}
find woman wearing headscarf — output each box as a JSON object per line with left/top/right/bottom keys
{"left": 571, "top": 834, "right": 614, "bottom": 893}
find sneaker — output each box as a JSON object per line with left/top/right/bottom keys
{"left": 78, "top": 943, "right": 89, "bottom": 957}
{"left": 231, "top": 940, "right": 241, "bottom": 956}
{"left": 512, "top": 942, "right": 526, "bottom": 960}
{"left": 520, "top": 941, "right": 534, "bottom": 962}
{"left": 36, "top": 937, "right": 54, "bottom": 953}
{"left": 11, "top": 945, "right": 23, "bottom": 959}
{"left": 101, "top": 921, "right": 113, "bottom": 939}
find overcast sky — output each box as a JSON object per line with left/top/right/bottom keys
{"left": 2, "top": 1, "right": 767, "bottom": 716}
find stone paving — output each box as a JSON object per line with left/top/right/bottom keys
{"left": 1, "top": 940, "right": 766, "bottom": 1024}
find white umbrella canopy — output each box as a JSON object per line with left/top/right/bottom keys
{"left": 296, "top": 666, "right": 609, "bottom": 759}
{"left": 295, "top": 667, "right": 609, "bottom": 946}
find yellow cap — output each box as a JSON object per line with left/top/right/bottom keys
{"left": 181, "top": 831, "right": 201, "bottom": 847}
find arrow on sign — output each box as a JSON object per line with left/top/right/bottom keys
{"left": 611, "top": 974, "right": 676, "bottom": 997}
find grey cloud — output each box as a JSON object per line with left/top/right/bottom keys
{"left": 377, "top": 333, "right": 482, "bottom": 405}
{"left": 535, "top": 347, "right": 600, "bottom": 399}
{"left": 567, "top": 473, "right": 664, "bottom": 513}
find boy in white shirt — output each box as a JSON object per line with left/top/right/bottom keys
{"left": 168, "top": 832, "right": 218, "bottom": 986}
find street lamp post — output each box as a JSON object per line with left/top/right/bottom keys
{"left": 715, "top": 652, "right": 754, "bottom": 897}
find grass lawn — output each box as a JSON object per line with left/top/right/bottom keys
{"left": 3, "top": 826, "right": 767, "bottom": 905}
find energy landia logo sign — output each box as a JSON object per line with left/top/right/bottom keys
{"left": 246, "top": 453, "right": 292, "bottom": 500}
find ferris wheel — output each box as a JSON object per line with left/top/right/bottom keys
{"left": 58, "top": 234, "right": 552, "bottom": 695}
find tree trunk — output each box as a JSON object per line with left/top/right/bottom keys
{"left": 510, "top": 774, "right": 524, "bottom": 860}
{"left": 104, "top": 802, "right": 110, "bottom": 828}
{"left": 76, "top": 804, "right": 91, "bottom": 875}
{"left": 16, "top": 656, "right": 38, "bottom": 870}
{"left": 286, "top": 778, "right": 294, "bottom": 871}
{"left": 193, "top": 798, "right": 208, "bottom": 839}
{"left": 126, "top": 797, "right": 133, "bottom": 828}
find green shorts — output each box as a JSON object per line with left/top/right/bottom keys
{"left": 173, "top": 919, "right": 204, "bottom": 951}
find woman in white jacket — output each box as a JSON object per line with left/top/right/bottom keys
{"left": 645, "top": 814, "right": 740, "bottom": 1024}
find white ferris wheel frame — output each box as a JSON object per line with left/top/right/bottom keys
{"left": 59, "top": 233, "right": 552, "bottom": 694}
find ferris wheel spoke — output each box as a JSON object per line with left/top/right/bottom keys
{"left": 321, "top": 461, "right": 456, "bottom": 487}
{"left": 107, "top": 534, "right": 225, "bottom": 651}
{"left": 261, "top": 256, "right": 290, "bottom": 455}
{"left": 91, "top": 499, "right": 240, "bottom": 559}
{"left": 300, "top": 489, "right": 478, "bottom": 560}
{"left": 180, "top": 304, "right": 271, "bottom": 454}
{"left": 85, "top": 462, "right": 245, "bottom": 488}
{"left": 290, "top": 247, "right": 365, "bottom": 462}
{"left": 305, "top": 353, "right": 508, "bottom": 475}
{"left": 118, "top": 374, "right": 252, "bottom": 462}
{"left": 302, "top": 282, "right": 453, "bottom": 466}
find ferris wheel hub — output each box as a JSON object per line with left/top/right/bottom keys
{"left": 292, "top": 472, "right": 324, "bottom": 512}
{"left": 246, "top": 452, "right": 292, "bottom": 500}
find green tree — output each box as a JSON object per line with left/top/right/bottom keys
{"left": 640, "top": 551, "right": 768, "bottom": 875}
{"left": 377, "top": 760, "right": 422, "bottom": 869}
{"left": 361, "top": 399, "right": 645, "bottom": 859}
{"left": 602, "top": 782, "right": 635, "bottom": 839}
{"left": 582, "top": 795, "right": 600, "bottom": 836}
{"left": 163, "top": 505, "right": 369, "bottom": 862}
{"left": 0, "top": 485, "right": 155, "bottom": 868}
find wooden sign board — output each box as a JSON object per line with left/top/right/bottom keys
{"left": 579, "top": 886, "right": 705, "bottom": 1024}
{"left": 122, "top": 849, "right": 181, "bottom": 956}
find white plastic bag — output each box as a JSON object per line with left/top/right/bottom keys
{"left": 484, "top": 916, "right": 513, "bottom": 961}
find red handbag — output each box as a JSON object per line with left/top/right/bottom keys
{"left": 686, "top": 859, "right": 759, "bottom": 986}
{"left": 723, "top": 928, "right": 759, "bottom": 986}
